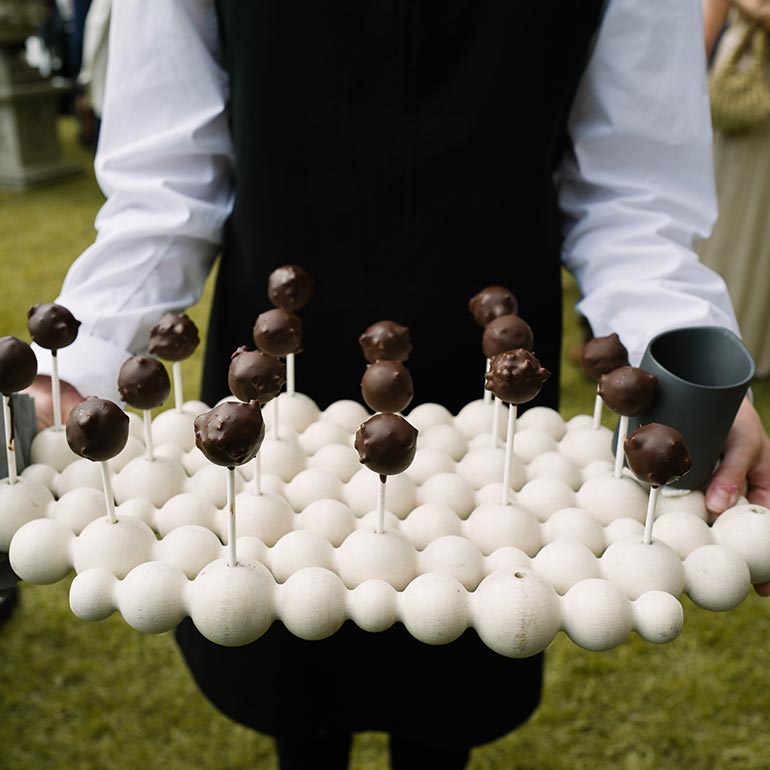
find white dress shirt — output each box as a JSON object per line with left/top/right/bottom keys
{"left": 35, "top": 0, "right": 739, "bottom": 403}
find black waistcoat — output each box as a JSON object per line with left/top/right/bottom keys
{"left": 181, "top": 0, "right": 605, "bottom": 746}
{"left": 203, "top": 0, "right": 605, "bottom": 412}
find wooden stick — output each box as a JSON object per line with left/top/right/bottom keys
{"left": 287, "top": 353, "right": 295, "bottom": 397}
{"left": 2, "top": 394, "right": 17, "bottom": 484}
{"left": 491, "top": 396, "right": 501, "bottom": 449}
{"left": 99, "top": 461, "right": 118, "bottom": 524}
{"left": 614, "top": 415, "right": 629, "bottom": 479}
{"left": 592, "top": 385, "right": 603, "bottom": 430}
{"left": 500, "top": 404, "right": 518, "bottom": 506}
{"left": 483, "top": 358, "right": 492, "bottom": 403}
{"left": 143, "top": 409, "right": 155, "bottom": 461}
{"left": 376, "top": 474, "right": 386, "bottom": 534}
{"left": 227, "top": 466, "right": 237, "bottom": 566}
{"left": 643, "top": 485, "right": 660, "bottom": 545}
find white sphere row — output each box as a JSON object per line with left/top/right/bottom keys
{"left": 68, "top": 560, "right": 684, "bottom": 655}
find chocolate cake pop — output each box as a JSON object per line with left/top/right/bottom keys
{"left": 598, "top": 366, "right": 657, "bottom": 417}
{"left": 118, "top": 356, "right": 171, "bottom": 410}
{"left": 267, "top": 265, "right": 315, "bottom": 311}
{"left": 468, "top": 286, "right": 519, "bottom": 327}
{"left": 0, "top": 336, "right": 38, "bottom": 396}
{"left": 361, "top": 360, "right": 414, "bottom": 413}
{"left": 148, "top": 313, "right": 200, "bottom": 362}
{"left": 485, "top": 349, "right": 551, "bottom": 405}
{"left": 253, "top": 308, "right": 303, "bottom": 357}
{"left": 354, "top": 413, "right": 418, "bottom": 476}
{"left": 581, "top": 333, "right": 629, "bottom": 381}
{"left": 66, "top": 397, "right": 130, "bottom": 462}
{"left": 27, "top": 303, "right": 80, "bottom": 351}
{"left": 359, "top": 321, "right": 412, "bottom": 363}
{"left": 624, "top": 423, "right": 693, "bottom": 487}
{"left": 481, "top": 314, "right": 534, "bottom": 359}
{"left": 194, "top": 400, "right": 265, "bottom": 467}
{"left": 228, "top": 347, "right": 287, "bottom": 404}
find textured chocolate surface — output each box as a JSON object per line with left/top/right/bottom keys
{"left": 361, "top": 360, "right": 413, "bottom": 413}
{"left": 624, "top": 422, "right": 693, "bottom": 487}
{"left": 27, "top": 303, "right": 80, "bottom": 351}
{"left": 581, "top": 333, "right": 629, "bottom": 381}
{"left": 354, "top": 412, "right": 418, "bottom": 476}
{"left": 267, "top": 264, "right": 315, "bottom": 311}
{"left": 117, "top": 356, "right": 171, "bottom": 410}
{"left": 598, "top": 366, "right": 657, "bottom": 417}
{"left": 481, "top": 314, "right": 534, "bottom": 358}
{"left": 253, "top": 308, "right": 303, "bottom": 357}
{"left": 468, "top": 286, "right": 518, "bottom": 327}
{"left": 358, "top": 321, "right": 412, "bottom": 363}
{"left": 228, "top": 346, "right": 286, "bottom": 404}
{"left": 194, "top": 400, "right": 265, "bottom": 467}
{"left": 0, "top": 336, "right": 38, "bottom": 395}
{"left": 66, "top": 397, "right": 129, "bottom": 461}
{"left": 484, "top": 348, "right": 550, "bottom": 405}
{"left": 148, "top": 313, "right": 200, "bottom": 362}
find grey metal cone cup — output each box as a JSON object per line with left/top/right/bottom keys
{"left": 625, "top": 326, "right": 755, "bottom": 490}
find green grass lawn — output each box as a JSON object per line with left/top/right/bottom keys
{"left": 1, "top": 120, "right": 769, "bottom": 770}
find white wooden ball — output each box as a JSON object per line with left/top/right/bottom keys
{"left": 72, "top": 516, "right": 156, "bottom": 579}
{"left": 576, "top": 474, "right": 648, "bottom": 526}
{"left": 52, "top": 487, "right": 106, "bottom": 534}
{"left": 406, "top": 448, "right": 456, "bottom": 485}
{"left": 566, "top": 414, "right": 594, "bottom": 431}
{"left": 155, "top": 525, "right": 222, "bottom": 578}
{"left": 229, "top": 491, "right": 294, "bottom": 545}
{"left": 54, "top": 458, "right": 101, "bottom": 497}
{"left": 712, "top": 504, "right": 770, "bottom": 583}
{"left": 532, "top": 540, "right": 601, "bottom": 594}
{"left": 156, "top": 492, "right": 216, "bottom": 537}
{"left": 277, "top": 567, "right": 347, "bottom": 640}
{"left": 285, "top": 468, "right": 344, "bottom": 511}
{"left": 418, "top": 535, "right": 485, "bottom": 590}
{"left": 419, "top": 424, "right": 468, "bottom": 462}
{"left": 542, "top": 507, "right": 605, "bottom": 555}
{"left": 109, "top": 435, "right": 145, "bottom": 472}
{"left": 117, "top": 561, "right": 188, "bottom": 633}
{"left": 517, "top": 406, "right": 566, "bottom": 441}
{"left": 186, "top": 464, "right": 244, "bottom": 507}
{"left": 527, "top": 451, "right": 582, "bottom": 490}
{"left": 9, "top": 517, "right": 72, "bottom": 584}
{"left": 296, "top": 499, "right": 356, "bottom": 547}
{"left": 558, "top": 426, "right": 613, "bottom": 466}
{"left": 517, "top": 477, "right": 577, "bottom": 522}
{"left": 69, "top": 568, "right": 116, "bottom": 621}
{"left": 398, "top": 504, "right": 463, "bottom": 550}
{"left": 298, "top": 420, "right": 351, "bottom": 456}
{"left": 115, "top": 498, "right": 156, "bottom": 529}
{"left": 512, "top": 429, "right": 558, "bottom": 464}
{"left": 270, "top": 392, "right": 321, "bottom": 433}
{"left": 651, "top": 512, "right": 714, "bottom": 559}
{"left": 600, "top": 540, "right": 685, "bottom": 600}
{"left": 259, "top": 438, "right": 307, "bottom": 482}
{"left": 581, "top": 459, "right": 613, "bottom": 482}
{"left": 114, "top": 456, "right": 187, "bottom": 508}
{"left": 464, "top": 504, "right": 542, "bottom": 556}
{"left": 483, "top": 546, "right": 532, "bottom": 574}
{"left": 657, "top": 488, "right": 708, "bottom": 519}
{"left": 309, "top": 444, "right": 361, "bottom": 483}
{"left": 454, "top": 399, "right": 496, "bottom": 440}
{"left": 399, "top": 572, "right": 469, "bottom": 644}
{"left": 151, "top": 409, "right": 196, "bottom": 452}
{"left": 631, "top": 590, "right": 684, "bottom": 644}
{"left": 336, "top": 529, "right": 417, "bottom": 589}
{"left": 418, "top": 472, "right": 476, "bottom": 518}
{"left": 683, "top": 544, "right": 751, "bottom": 611}
{"left": 20, "top": 462, "right": 57, "bottom": 492}
{"left": 348, "top": 579, "right": 398, "bottom": 633}
{"left": 181, "top": 446, "right": 209, "bottom": 475}
{"left": 343, "top": 468, "right": 416, "bottom": 518}
{"left": 269, "top": 530, "right": 336, "bottom": 582}
{"left": 0, "top": 477, "right": 54, "bottom": 550}
{"left": 322, "top": 399, "right": 370, "bottom": 432}
{"left": 604, "top": 517, "right": 645, "bottom": 545}
{"left": 29, "top": 427, "right": 78, "bottom": 472}
{"left": 405, "top": 402, "right": 454, "bottom": 432}
{"left": 560, "top": 579, "right": 634, "bottom": 651}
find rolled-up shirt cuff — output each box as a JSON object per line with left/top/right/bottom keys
{"left": 32, "top": 333, "right": 130, "bottom": 405}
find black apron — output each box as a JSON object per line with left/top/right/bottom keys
{"left": 178, "top": 0, "right": 606, "bottom": 747}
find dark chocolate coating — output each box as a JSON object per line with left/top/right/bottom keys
{"left": 0, "top": 336, "right": 38, "bottom": 395}
{"left": 354, "top": 412, "right": 418, "bottom": 476}
{"left": 484, "top": 348, "right": 550, "bottom": 405}
{"left": 624, "top": 422, "right": 693, "bottom": 487}
{"left": 65, "top": 397, "right": 129, "bottom": 462}
{"left": 468, "top": 286, "right": 519, "bottom": 327}
{"left": 481, "top": 314, "right": 534, "bottom": 358}
{"left": 267, "top": 264, "right": 315, "bottom": 311}
{"left": 228, "top": 346, "right": 286, "bottom": 404}
{"left": 117, "top": 355, "right": 171, "bottom": 410}
{"left": 148, "top": 313, "right": 200, "bottom": 362}
{"left": 581, "top": 333, "right": 629, "bottom": 381}
{"left": 27, "top": 303, "right": 80, "bottom": 351}
{"left": 194, "top": 400, "right": 266, "bottom": 467}
{"left": 253, "top": 308, "right": 303, "bottom": 357}
{"left": 598, "top": 366, "right": 657, "bottom": 417}
{"left": 361, "top": 360, "right": 414, "bottom": 413}
{"left": 358, "top": 321, "right": 412, "bottom": 363}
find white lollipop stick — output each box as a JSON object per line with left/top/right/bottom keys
{"left": 253, "top": 451, "right": 262, "bottom": 496}
{"left": 592, "top": 385, "right": 603, "bottom": 430}
{"left": 51, "top": 350, "right": 62, "bottom": 430}
{"left": 226, "top": 466, "right": 237, "bottom": 566}
{"left": 491, "top": 396, "right": 501, "bottom": 449}
{"left": 286, "top": 353, "right": 295, "bottom": 397}
{"left": 273, "top": 398, "right": 279, "bottom": 440}
{"left": 500, "top": 404, "right": 518, "bottom": 506}
{"left": 99, "top": 461, "right": 118, "bottom": 524}
{"left": 376, "top": 474, "right": 386, "bottom": 534}
{"left": 142, "top": 409, "right": 155, "bottom": 461}
{"left": 2, "top": 394, "right": 17, "bottom": 485}
{"left": 643, "top": 485, "right": 660, "bottom": 545}
{"left": 172, "top": 361, "right": 184, "bottom": 414}
{"left": 483, "top": 358, "right": 492, "bottom": 403}
{"left": 614, "top": 415, "right": 629, "bottom": 479}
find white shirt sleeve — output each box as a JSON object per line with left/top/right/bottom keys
{"left": 557, "top": 0, "right": 739, "bottom": 366}
{"left": 35, "top": 0, "right": 234, "bottom": 403}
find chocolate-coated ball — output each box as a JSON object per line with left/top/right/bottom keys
{"left": 267, "top": 265, "right": 315, "bottom": 311}
{"left": 598, "top": 366, "right": 657, "bottom": 417}
{"left": 0, "top": 336, "right": 38, "bottom": 395}
{"left": 582, "top": 333, "right": 629, "bottom": 381}
{"left": 484, "top": 348, "right": 550, "bottom": 405}
{"left": 118, "top": 356, "right": 171, "bottom": 410}
{"left": 66, "top": 397, "right": 129, "bottom": 462}
{"left": 361, "top": 360, "right": 414, "bottom": 413}
{"left": 468, "top": 286, "right": 519, "bottom": 327}
{"left": 253, "top": 308, "right": 303, "bottom": 357}
{"left": 148, "top": 313, "right": 200, "bottom": 362}
{"left": 228, "top": 346, "right": 286, "bottom": 404}
{"left": 481, "top": 314, "right": 534, "bottom": 358}
{"left": 27, "top": 303, "right": 80, "bottom": 351}
{"left": 354, "top": 413, "right": 418, "bottom": 476}
{"left": 358, "top": 321, "right": 412, "bottom": 363}
{"left": 624, "top": 423, "right": 693, "bottom": 487}
{"left": 194, "top": 400, "right": 265, "bottom": 468}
